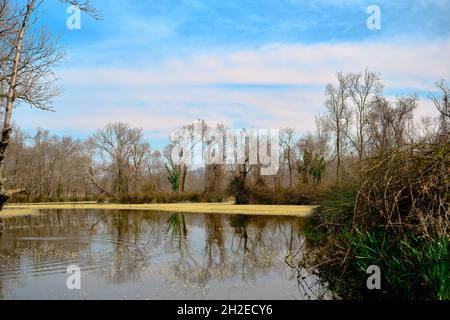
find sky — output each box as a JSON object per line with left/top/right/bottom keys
{"left": 14, "top": 0, "right": 450, "bottom": 150}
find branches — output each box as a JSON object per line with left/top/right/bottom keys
{"left": 59, "top": 0, "right": 102, "bottom": 20}
{"left": 355, "top": 142, "right": 450, "bottom": 235}
{"left": 86, "top": 165, "right": 119, "bottom": 202}
{"left": 92, "top": 123, "right": 146, "bottom": 195}
{"left": 431, "top": 80, "right": 450, "bottom": 118}
{"left": 324, "top": 73, "right": 352, "bottom": 185}
{"left": 429, "top": 80, "right": 450, "bottom": 140}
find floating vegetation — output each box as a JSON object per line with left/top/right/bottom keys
{"left": 0, "top": 209, "right": 38, "bottom": 218}
{"left": 5, "top": 203, "right": 315, "bottom": 217}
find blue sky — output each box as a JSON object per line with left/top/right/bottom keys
{"left": 15, "top": 0, "right": 450, "bottom": 150}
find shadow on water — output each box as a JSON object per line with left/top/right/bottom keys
{"left": 0, "top": 209, "right": 332, "bottom": 299}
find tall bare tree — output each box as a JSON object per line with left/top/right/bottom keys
{"left": 325, "top": 73, "right": 351, "bottom": 185}
{"left": 280, "top": 128, "right": 296, "bottom": 189}
{"left": 92, "top": 122, "right": 144, "bottom": 196}
{"left": 0, "top": 0, "right": 98, "bottom": 209}
{"left": 347, "top": 69, "right": 383, "bottom": 160}
{"left": 0, "top": 0, "right": 60, "bottom": 208}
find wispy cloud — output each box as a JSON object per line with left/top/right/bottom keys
{"left": 61, "top": 39, "right": 450, "bottom": 88}
{"left": 18, "top": 38, "right": 443, "bottom": 146}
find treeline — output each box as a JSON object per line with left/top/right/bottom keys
{"left": 5, "top": 70, "right": 448, "bottom": 206}
{"left": 5, "top": 122, "right": 324, "bottom": 204}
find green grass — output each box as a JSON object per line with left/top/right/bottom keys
{"left": 348, "top": 229, "right": 450, "bottom": 300}
{"left": 304, "top": 184, "right": 450, "bottom": 300}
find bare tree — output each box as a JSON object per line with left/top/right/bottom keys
{"left": 227, "top": 129, "right": 254, "bottom": 204}
{"left": 4, "top": 127, "right": 91, "bottom": 201}
{"left": 430, "top": 80, "right": 450, "bottom": 140}
{"left": 347, "top": 69, "right": 383, "bottom": 160}
{"left": 204, "top": 124, "right": 226, "bottom": 195}
{"left": 280, "top": 128, "right": 296, "bottom": 189}
{"left": 0, "top": 0, "right": 98, "bottom": 209}
{"left": 92, "top": 122, "right": 144, "bottom": 196}
{"left": 324, "top": 73, "right": 351, "bottom": 185}
{"left": 419, "top": 116, "right": 440, "bottom": 143}
{"left": 0, "top": 0, "right": 61, "bottom": 208}
{"left": 83, "top": 136, "right": 119, "bottom": 201}
{"left": 129, "top": 140, "right": 151, "bottom": 194}
{"left": 144, "top": 150, "right": 163, "bottom": 192}
{"left": 392, "top": 95, "right": 418, "bottom": 146}
{"left": 367, "top": 95, "right": 417, "bottom": 153}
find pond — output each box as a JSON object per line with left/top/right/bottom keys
{"left": 0, "top": 209, "right": 329, "bottom": 300}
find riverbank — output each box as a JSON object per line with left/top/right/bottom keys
{"left": 3, "top": 202, "right": 315, "bottom": 217}
{"left": 303, "top": 142, "right": 450, "bottom": 300}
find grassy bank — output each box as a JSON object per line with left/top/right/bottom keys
{"left": 303, "top": 142, "right": 450, "bottom": 300}
{"left": 4, "top": 202, "right": 316, "bottom": 217}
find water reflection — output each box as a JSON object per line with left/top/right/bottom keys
{"left": 0, "top": 209, "right": 326, "bottom": 299}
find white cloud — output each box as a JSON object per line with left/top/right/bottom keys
{"left": 21, "top": 38, "right": 449, "bottom": 140}
{"left": 61, "top": 39, "right": 450, "bottom": 88}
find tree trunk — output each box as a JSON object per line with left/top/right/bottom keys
{"left": 336, "top": 121, "right": 341, "bottom": 186}
{"left": 287, "top": 156, "right": 292, "bottom": 189}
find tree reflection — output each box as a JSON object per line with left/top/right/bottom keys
{"left": 0, "top": 209, "right": 323, "bottom": 299}
{"left": 167, "top": 213, "right": 187, "bottom": 239}
{"left": 204, "top": 214, "right": 225, "bottom": 272}
{"left": 283, "top": 218, "right": 334, "bottom": 300}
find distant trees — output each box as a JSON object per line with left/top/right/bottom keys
{"left": 322, "top": 70, "right": 432, "bottom": 185}
{"left": 4, "top": 127, "right": 89, "bottom": 201}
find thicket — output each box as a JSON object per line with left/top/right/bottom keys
{"left": 304, "top": 141, "right": 450, "bottom": 300}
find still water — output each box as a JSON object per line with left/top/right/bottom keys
{"left": 0, "top": 209, "right": 326, "bottom": 300}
